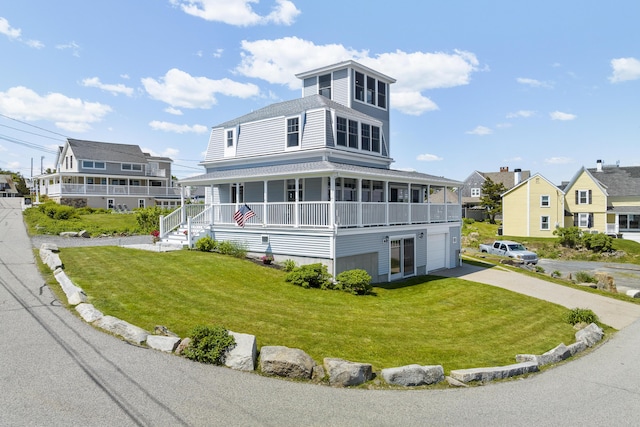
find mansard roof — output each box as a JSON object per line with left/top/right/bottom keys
{"left": 215, "top": 94, "right": 379, "bottom": 129}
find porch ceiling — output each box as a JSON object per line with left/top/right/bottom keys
{"left": 180, "top": 160, "right": 462, "bottom": 187}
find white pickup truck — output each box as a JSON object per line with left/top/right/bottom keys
{"left": 478, "top": 240, "right": 538, "bottom": 264}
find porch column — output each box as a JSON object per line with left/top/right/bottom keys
{"left": 357, "top": 178, "right": 363, "bottom": 227}
{"left": 385, "top": 181, "right": 389, "bottom": 226}
{"left": 263, "top": 180, "right": 268, "bottom": 226}
{"left": 427, "top": 185, "right": 431, "bottom": 223}
{"left": 408, "top": 183, "right": 412, "bottom": 224}
{"left": 180, "top": 186, "right": 186, "bottom": 223}
{"left": 330, "top": 176, "right": 336, "bottom": 229}
{"left": 235, "top": 183, "right": 241, "bottom": 207}
{"left": 294, "top": 178, "right": 300, "bottom": 228}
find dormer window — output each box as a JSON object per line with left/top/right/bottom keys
{"left": 286, "top": 117, "right": 300, "bottom": 148}
{"left": 377, "top": 81, "right": 386, "bottom": 108}
{"left": 355, "top": 72, "right": 365, "bottom": 102}
{"left": 318, "top": 73, "right": 331, "bottom": 99}
{"left": 226, "top": 129, "right": 234, "bottom": 147}
{"left": 367, "top": 76, "right": 376, "bottom": 104}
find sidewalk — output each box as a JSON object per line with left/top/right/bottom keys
{"left": 439, "top": 262, "right": 640, "bottom": 330}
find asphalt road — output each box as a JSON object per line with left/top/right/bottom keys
{"left": 3, "top": 197, "right": 640, "bottom": 426}
{"left": 538, "top": 258, "right": 640, "bottom": 291}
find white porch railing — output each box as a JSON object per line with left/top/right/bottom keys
{"left": 161, "top": 201, "right": 462, "bottom": 236}
{"left": 44, "top": 183, "right": 180, "bottom": 197}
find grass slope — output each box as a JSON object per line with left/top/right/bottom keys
{"left": 60, "top": 246, "right": 576, "bottom": 373}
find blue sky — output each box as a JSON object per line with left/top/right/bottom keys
{"left": 1, "top": 0, "right": 639, "bottom": 185}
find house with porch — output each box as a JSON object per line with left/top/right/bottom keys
{"left": 0, "top": 174, "right": 20, "bottom": 197}
{"left": 563, "top": 160, "right": 640, "bottom": 239}
{"left": 36, "top": 138, "right": 180, "bottom": 209}
{"left": 173, "top": 60, "right": 463, "bottom": 282}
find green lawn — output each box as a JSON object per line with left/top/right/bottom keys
{"left": 23, "top": 209, "right": 140, "bottom": 236}
{"left": 58, "top": 246, "right": 578, "bottom": 373}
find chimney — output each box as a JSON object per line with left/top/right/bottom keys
{"left": 596, "top": 159, "right": 603, "bottom": 172}
{"left": 514, "top": 168, "right": 522, "bottom": 186}
{"left": 500, "top": 166, "right": 509, "bottom": 172}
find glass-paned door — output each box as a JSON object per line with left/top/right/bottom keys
{"left": 390, "top": 237, "right": 415, "bottom": 280}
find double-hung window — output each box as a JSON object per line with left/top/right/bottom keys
{"left": 540, "top": 195, "right": 550, "bottom": 207}
{"left": 576, "top": 189, "right": 591, "bottom": 204}
{"left": 348, "top": 120, "right": 358, "bottom": 148}
{"left": 371, "top": 126, "right": 380, "bottom": 153}
{"left": 318, "top": 73, "right": 331, "bottom": 99}
{"left": 336, "top": 117, "right": 347, "bottom": 146}
{"left": 361, "top": 124, "right": 371, "bottom": 151}
{"left": 354, "top": 72, "right": 365, "bottom": 102}
{"left": 541, "top": 216, "right": 550, "bottom": 230}
{"left": 226, "top": 130, "right": 234, "bottom": 147}
{"left": 287, "top": 117, "right": 299, "bottom": 148}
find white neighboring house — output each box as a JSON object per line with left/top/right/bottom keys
{"left": 173, "top": 60, "right": 463, "bottom": 282}
{"left": 36, "top": 138, "right": 180, "bottom": 210}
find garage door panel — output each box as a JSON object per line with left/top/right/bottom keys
{"left": 427, "top": 234, "right": 446, "bottom": 272}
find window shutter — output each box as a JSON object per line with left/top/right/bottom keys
{"left": 573, "top": 214, "right": 578, "bottom": 226}
{"left": 575, "top": 190, "right": 578, "bottom": 205}
{"left": 588, "top": 189, "right": 592, "bottom": 204}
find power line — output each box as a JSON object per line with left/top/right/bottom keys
{"left": 0, "top": 113, "right": 69, "bottom": 139}
{"left": 0, "top": 134, "right": 59, "bottom": 154}
{"left": 0, "top": 123, "right": 66, "bottom": 142}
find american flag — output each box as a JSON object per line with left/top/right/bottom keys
{"left": 233, "top": 204, "right": 256, "bottom": 227}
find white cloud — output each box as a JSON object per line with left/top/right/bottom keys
{"left": 0, "top": 17, "right": 44, "bottom": 48}
{"left": 142, "top": 68, "right": 260, "bottom": 109}
{"left": 544, "top": 157, "right": 573, "bottom": 164}
{"left": 149, "top": 120, "right": 208, "bottom": 134}
{"left": 550, "top": 111, "right": 576, "bottom": 121}
{"left": 56, "top": 41, "right": 81, "bottom": 57}
{"left": 495, "top": 123, "right": 512, "bottom": 129}
{"left": 213, "top": 48, "right": 224, "bottom": 58}
{"left": 142, "top": 146, "right": 181, "bottom": 158}
{"left": 609, "top": 57, "right": 640, "bottom": 83}
{"left": 0, "top": 144, "right": 7, "bottom": 152}
{"left": 0, "top": 17, "right": 21, "bottom": 39}
{"left": 0, "top": 86, "right": 112, "bottom": 132}
{"left": 506, "top": 110, "right": 535, "bottom": 118}
{"left": 236, "top": 37, "right": 480, "bottom": 115}
{"left": 120, "top": 74, "right": 130, "bottom": 80}
{"left": 504, "top": 156, "right": 523, "bottom": 162}
{"left": 466, "top": 126, "right": 492, "bottom": 135}
{"left": 516, "top": 77, "right": 552, "bottom": 88}
{"left": 164, "top": 107, "right": 184, "bottom": 115}
{"left": 81, "top": 77, "right": 134, "bottom": 97}
{"left": 172, "top": 0, "right": 300, "bottom": 26}
{"left": 416, "top": 153, "right": 443, "bottom": 161}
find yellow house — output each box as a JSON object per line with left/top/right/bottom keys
{"left": 502, "top": 173, "right": 565, "bottom": 237}
{"left": 564, "top": 161, "right": 640, "bottom": 236}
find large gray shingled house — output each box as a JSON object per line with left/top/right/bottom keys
{"left": 172, "top": 60, "right": 463, "bottom": 282}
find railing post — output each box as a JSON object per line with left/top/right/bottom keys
{"left": 187, "top": 216, "right": 192, "bottom": 249}
{"left": 159, "top": 214, "right": 165, "bottom": 238}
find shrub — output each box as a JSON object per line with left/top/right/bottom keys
{"left": 286, "top": 263, "right": 333, "bottom": 290}
{"left": 583, "top": 233, "right": 614, "bottom": 253}
{"left": 282, "top": 259, "right": 297, "bottom": 272}
{"left": 564, "top": 308, "right": 599, "bottom": 326}
{"left": 534, "top": 266, "right": 545, "bottom": 273}
{"left": 216, "top": 240, "right": 247, "bottom": 258}
{"left": 463, "top": 218, "right": 475, "bottom": 225}
{"left": 554, "top": 226, "right": 583, "bottom": 248}
{"left": 574, "top": 271, "right": 597, "bottom": 284}
{"left": 335, "top": 269, "right": 372, "bottom": 295}
{"left": 135, "top": 206, "right": 172, "bottom": 233}
{"left": 39, "top": 202, "right": 78, "bottom": 220}
{"left": 551, "top": 270, "right": 562, "bottom": 278}
{"left": 182, "top": 325, "right": 236, "bottom": 365}
{"left": 195, "top": 236, "right": 216, "bottom": 252}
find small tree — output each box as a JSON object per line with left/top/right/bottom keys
{"left": 554, "top": 226, "right": 583, "bottom": 248}
{"left": 479, "top": 177, "right": 506, "bottom": 224}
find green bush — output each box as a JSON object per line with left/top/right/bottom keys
{"left": 554, "top": 226, "right": 583, "bottom": 248}
{"left": 583, "top": 233, "right": 614, "bottom": 253}
{"left": 574, "top": 271, "right": 597, "bottom": 284}
{"left": 534, "top": 266, "right": 545, "bottom": 273}
{"left": 195, "top": 236, "right": 216, "bottom": 252}
{"left": 551, "top": 270, "right": 562, "bottom": 278}
{"left": 282, "top": 259, "right": 297, "bottom": 272}
{"left": 216, "top": 240, "right": 247, "bottom": 258}
{"left": 463, "top": 218, "right": 475, "bottom": 225}
{"left": 564, "top": 308, "right": 599, "bottom": 325}
{"left": 135, "top": 206, "right": 172, "bottom": 233}
{"left": 39, "top": 202, "right": 78, "bottom": 220}
{"left": 335, "top": 269, "right": 372, "bottom": 295}
{"left": 285, "top": 263, "right": 333, "bottom": 290}
{"left": 181, "top": 325, "right": 236, "bottom": 365}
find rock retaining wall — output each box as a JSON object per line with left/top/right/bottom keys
{"left": 40, "top": 244, "right": 606, "bottom": 388}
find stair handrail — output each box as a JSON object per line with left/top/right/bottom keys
{"left": 159, "top": 206, "right": 183, "bottom": 238}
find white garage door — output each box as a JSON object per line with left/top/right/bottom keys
{"left": 427, "top": 233, "right": 446, "bottom": 272}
